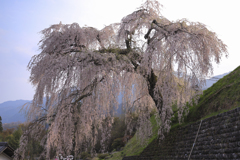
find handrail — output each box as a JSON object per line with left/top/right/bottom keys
{"left": 188, "top": 120, "right": 202, "bottom": 160}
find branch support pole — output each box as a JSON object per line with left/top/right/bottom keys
{"left": 188, "top": 120, "right": 202, "bottom": 160}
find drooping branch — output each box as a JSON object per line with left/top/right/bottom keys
{"left": 71, "top": 76, "right": 106, "bottom": 106}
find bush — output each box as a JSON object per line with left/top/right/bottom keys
{"left": 97, "top": 153, "right": 109, "bottom": 159}
{"left": 121, "top": 151, "right": 126, "bottom": 157}
{"left": 150, "top": 108, "right": 157, "bottom": 117}
{"left": 80, "top": 152, "right": 91, "bottom": 160}
{"left": 111, "top": 138, "right": 124, "bottom": 151}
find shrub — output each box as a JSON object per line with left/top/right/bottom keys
{"left": 80, "top": 152, "right": 91, "bottom": 160}
{"left": 97, "top": 153, "right": 109, "bottom": 159}
{"left": 111, "top": 138, "right": 124, "bottom": 151}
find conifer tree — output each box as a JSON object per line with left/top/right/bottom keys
{"left": 0, "top": 116, "right": 3, "bottom": 133}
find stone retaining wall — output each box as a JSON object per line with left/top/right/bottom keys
{"left": 123, "top": 107, "right": 240, "bottom": 160}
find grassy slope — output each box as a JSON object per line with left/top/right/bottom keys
{"left": 170, "top": 65, "right": 240, "bottom": 130}
{"left": 185, "top": 65, "right": 240, "bottom": 123}
{"left": 107, "top": 115, "right": 159, "bottom": 160}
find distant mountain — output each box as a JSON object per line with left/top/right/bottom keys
{"left": 172, "top": 71, "right": 230, "bottom": 90}
{"left": 202, "top": 72, "right": 231, "bottom": 90}
{"left": 0, "top": 100, "right": 31, "bottom": 123}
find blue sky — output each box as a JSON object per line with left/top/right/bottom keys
{"left": 0, "top": 0, "right": 239, "bottom": 103}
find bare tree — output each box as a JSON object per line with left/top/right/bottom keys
{"left": 14, "top": 0, "right": 228, "bottom": 159}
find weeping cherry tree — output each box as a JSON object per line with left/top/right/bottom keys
{"left": 14, "top": 0, "right": 228, "bottom": 159}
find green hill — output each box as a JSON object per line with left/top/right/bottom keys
{"left": 186, "top": 65, "right": 240, "bottom": 123}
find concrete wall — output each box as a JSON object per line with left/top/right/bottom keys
{"left": 123, "top": 107, "right": 240, "bottom": 160}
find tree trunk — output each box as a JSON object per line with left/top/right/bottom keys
{"left": 146, "top": 69, "right": 163, "bottom": 116}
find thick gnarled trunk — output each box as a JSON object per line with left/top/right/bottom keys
{"left": 145, "top": 69, "right": 163, "bottom": 117}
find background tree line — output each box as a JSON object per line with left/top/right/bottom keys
{"left": 0, "top": 116, "right": 22, "bottom": 150}
{"left": 0, "top": 116, "right": 44, "bottom": 159}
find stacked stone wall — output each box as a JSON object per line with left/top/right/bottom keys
{"left": 123, "top": 107, "right": 240, "bottom": 160}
